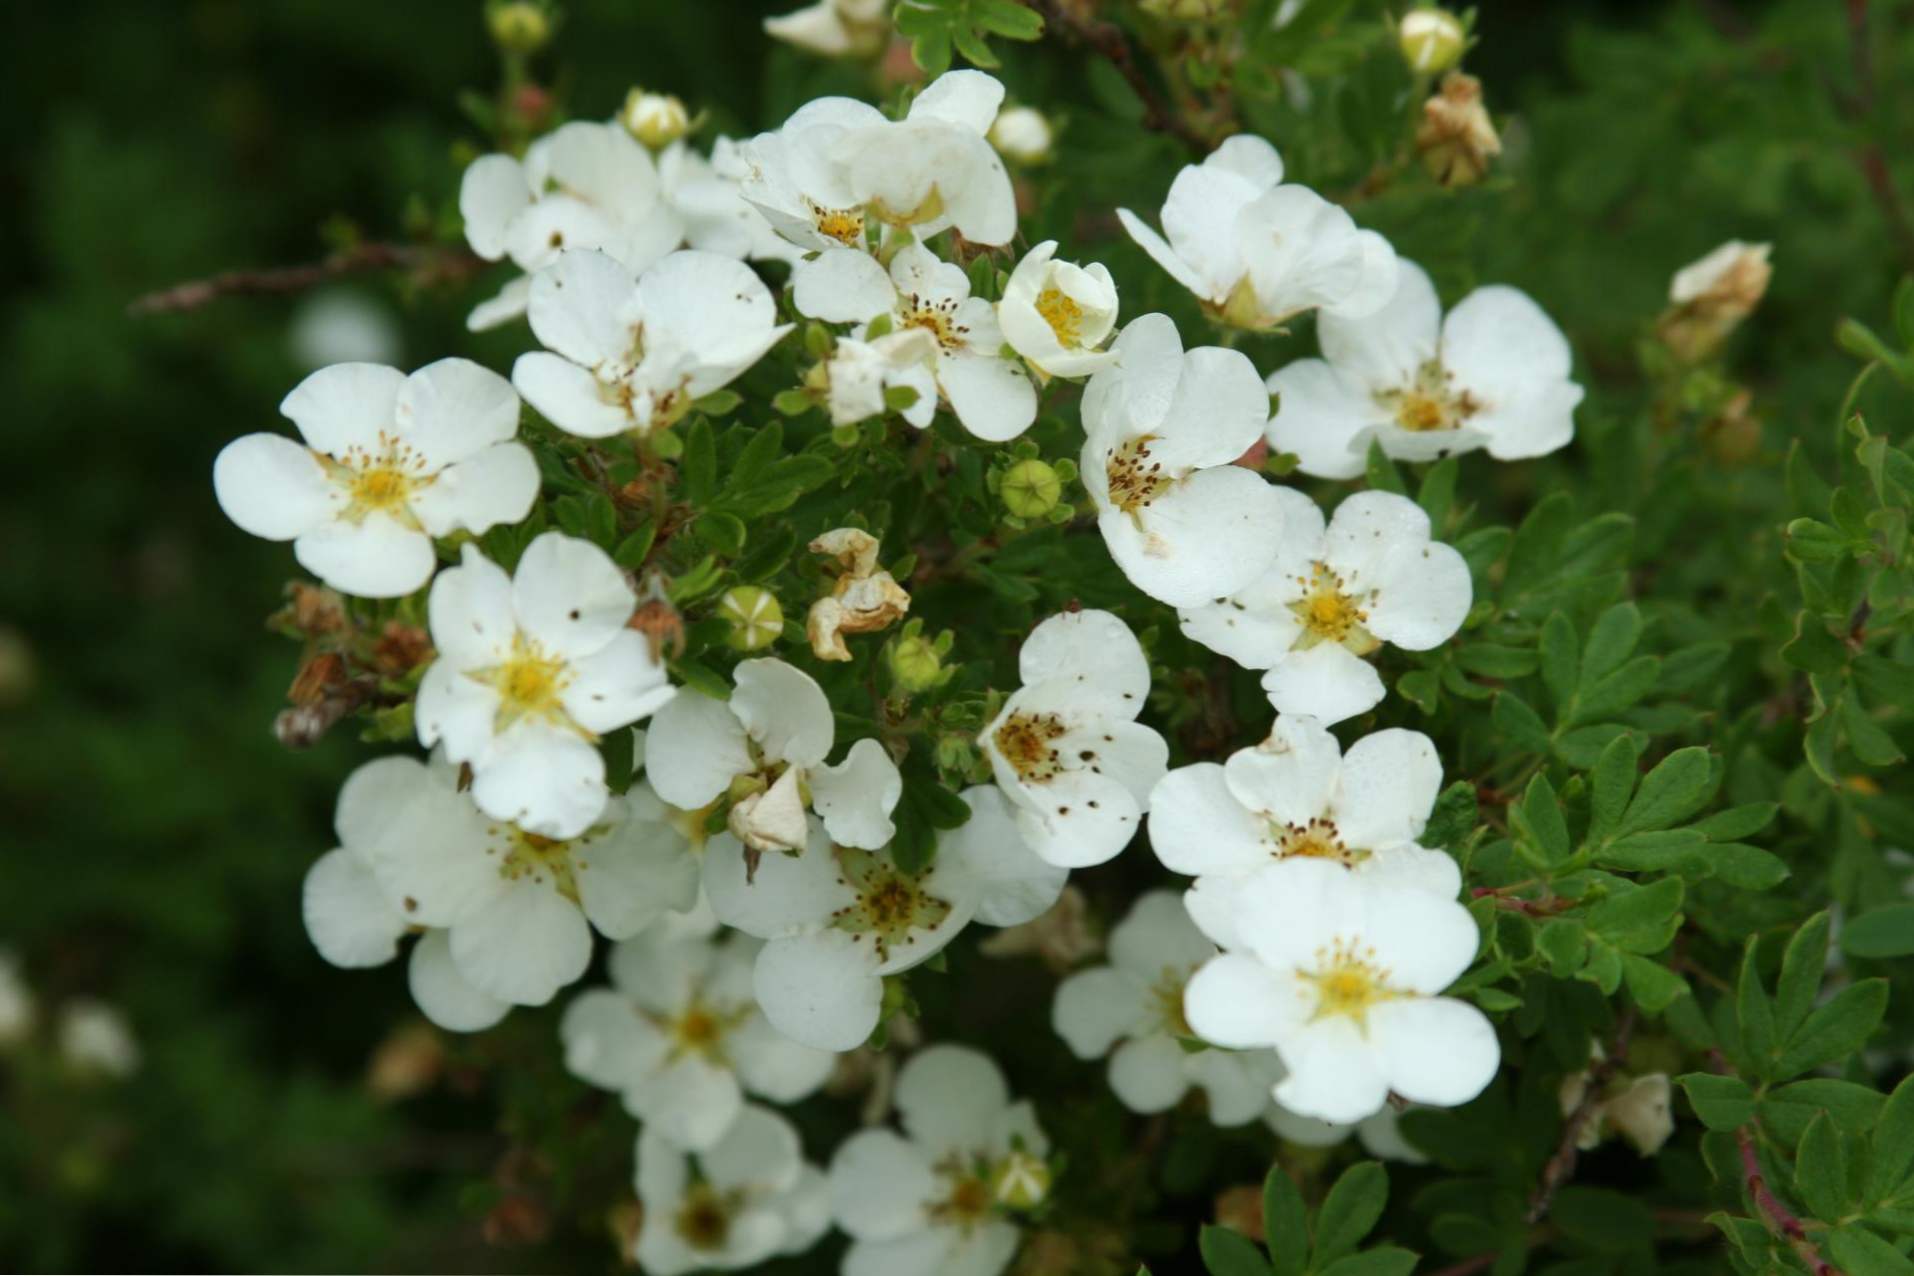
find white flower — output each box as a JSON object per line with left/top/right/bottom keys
{"left": 1178, "top": 488, "right": 1472, "bottom": 724}
{"left": 822, "top": 329, "right": 940, "bottom": 426}
{"left": 669, "top": 138, "right": 807, "bottom": 267}
{"left": 1264, "top": 1096, "right": 1429, "bottom": 1164}
{"left": 1053, "top": 891, "right": 1275, "bottom": 1124}
{"left": 1079, "top": 314, "right": 1287, "bottom": 606}
{"left": 647, "top": 657, "right": 901, "bottom": 854}
{"left": 739, "top": 71, "right": 1016, "bottom": 251}
{"left": 513, "top": 248, "right": 791, "bottom": 439}
{"left": 562, "top": 908, "right": 835, "bottom": 1150}
{"left": 1183, "top": 856, "right": 1499, "bottom": 1124}
{"left": 829, "top": 1045, "right": 1049, "bottom": 1276}
{"left": 415, "top": 533, "right": 676, "bottom": 839}
{"left": 1151, "top": 714, "right": 1459, "bottom": 949}
{"left": 988, "top": 105, "right": 1053, "bottom": 165}
{"left": 635, "top": 1103, "right": 830, "bottom": 1273}
{"left": 1116, "top": 135, "right": 1397, "bottom": 330}
{"left": 763, "top": 0, "right": 890, "bottom": 58}
{"left": 0, "top": 950, "right": 34, "bottom": 1046}
{"left": 214, "top": 359, "right": 536, "bottom": 599}
{"left": 998, "top": 241, "right": 1119, "bottom": 379}
{"left": 1267, "top": 259, "right": 1582, "bottom": 478}
{"left": 704, "top": 789, "right": 1065, "bottom": 1050}
{"left": 792, "top": 243, "right": 1036, "bottom": 440}
{"left": 979, "top": 609, "right": 1168, "bottom": 868}
{"left": 458, "top": 121, "right": 683, "bottom": 330}
{"left": 56, "top": 999, "right": 140, "bottom": 1078}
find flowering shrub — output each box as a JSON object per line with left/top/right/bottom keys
{"left": 14, "top": 0, "right": 1914, "bottom": 1271}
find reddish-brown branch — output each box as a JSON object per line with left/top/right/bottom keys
{"left": 1470, "top": 886, "right": 1574, "bottom": 917}
{"left": 1736, "top": 1126, "right": 1840, "bottom": 1275}
{"left": 1526, "top": 1008, "right": 1637, "bottom": 1223}
{"left": 127, "top": 241, "right": 485, "bottom": 317}
{"left": 1027, "top": 0, "right": 1210, "bottom": 154}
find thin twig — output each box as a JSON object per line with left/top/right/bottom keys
{"left": 127, "top": 241, "right": 485, "bottom": 317}
{"left": 1526, "top": 1007, "right": 1638, "bottom": 1223}
{"left": 1736, "top": 1125, "right": 1841, "bottom": 1275}
{"left": 1028, "top": 0, "right": 1210, "bottom": 154}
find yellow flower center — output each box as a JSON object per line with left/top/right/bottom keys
{"left": 900, "top": 293, "right": 966, "bottom": 351}
{"left": 1288, "top": 563, "right": 1380, "bottom": 655}
{"left": 674, "top": 1184, "right": 737, "bottom": 1251}
{"left": 1035, "top": 286, "right": 1085, "bottom": 347}
{"left": 1378, "top": 359, "right": 1478, "bottom": 433}
{"left": 322, "top": 431, "right": 434, "bottom": 526}
{"left": 809, "top": 202, "right": 866, "bottom": 247}
{"left": 992, "top": 711, "right": 1068, "bottom": 783}
{"left": 1275, "top": 817, "right": 1368, "bottom": 868}
{"left": 1300, "top": 938, "right": 1401, "bottom": 1030}
{"left": 1106, "top": 435, "right": 1173, "bottom": 515}
{"left": 829, "top": 847, "right": 954, "bottom": 963}
{"left": 929, "top": 1164, "right": 996, "bottom": 1229}
{"left": 496, "top": 826, "right": 584, "bottom": 902}
{"left": 468, "top": 635, "right": 592, "bottom": 737}
{"left": 350, "top": 465, "right": 415, "bottom": 511}
{"left": 1150, "top": 967, "right": 1193, "bottom": 1037}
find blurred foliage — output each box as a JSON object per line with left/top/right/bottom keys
{"left": 3, "top": 0, "right": 1914, "bottom": 1270}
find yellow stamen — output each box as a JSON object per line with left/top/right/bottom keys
{"left": 1035, "top": 286, "right": 1085, "bottom": 347}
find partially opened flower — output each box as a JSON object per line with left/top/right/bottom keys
{"left": 819, "top": 328, "right": 940, "bottom": 426}
{"left": 634, "top": 1103, "right": 830, "bottom": 1273}
{"left": 763, "top": 0, "right": 890, "bottom": 59}
{"left": 1117, "top": 135, "right": 1397, "bottom": 330}
{"left": 512, "top": 248, "right": 792, "bottom": 439}
{"left": 415, "top": 533, "right": 676, "bottom": 838}
{"left": 1178, "top": 488, "right": 1472, "bottom": 723}
{"left": 829, "top": 1045, "right": 1051, "bottom": 1276}
{"left": 214, "top": 359, "right": 536, "bottom": 598}
{"left": 792, "top": 243, "right": 1036, "bottom": 441}
{"left": 1266, "top": 259, "right": 1581, "bottom": 478}
{"left": 998, "top": 241, "right": 1119, "bottom": 379}
{"left": 645, "top": 657, "right": 902, "bottom": 854}
{"left": 1053, "top": 891, "right": 1274, "bottom": 1125}
{"left": 661, "top": 138, "right": 807, "bottom": 267}
{"left": 561, "top": 908, "right": 835, "bottom": 1151}
{"left": 1150, "top": 714, "right": 1459, "bottom": 948}
{"left": 979, "top": 609, "right": 1168, "bottom": 868}
{"left": 1183, "top": 857, "right": 1498, "bottom": 1124}
{"left": 704, "top": 789, "right": 1065, "bottom": 1050}
{"left": 1080, "top": 314, "right": 1287, "bottom": 606}
{"left": 458, "top": 121, "right": 683, "bottom": 330}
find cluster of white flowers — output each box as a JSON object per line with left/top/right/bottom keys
{"left": 208, "top": 50, "right": 1593, "bottom": 1272}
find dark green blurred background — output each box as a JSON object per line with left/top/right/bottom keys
{"left": 1, "top": 0, "right": 1906, "bottom": 1269}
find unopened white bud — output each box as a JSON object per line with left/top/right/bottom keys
{"left": 989, "top": 106, "right": 1054, "bottom": 165}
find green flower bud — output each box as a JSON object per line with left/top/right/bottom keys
{"left": 718, "top": 586, "right": 783, "bottom": 652}
{"left": 991, "top": 1149, "right": 1052, "bottom": 1210}
{"left": 1000, "top": 458, "right": 1063, "bottom": 519}
{"left": 1399, "top": 7, "right": 1466, "bottom": 75}
{"left": 619, "top": 89, "right": 689, "bottom": 149}
{"left": 887, "top": 625, "right": 947, "bottom": 693}
{"left": 487, "top": 1, "right": 552, "bottom": 54}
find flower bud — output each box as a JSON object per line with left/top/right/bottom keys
{"left": 1604, "top": 1073, "right": 1675, "bottom": 1156}
{"left": 620, "top": 88, "right": 690, "bottom": 149}
{"left": 991, "top": 1148, "right": 1052, "bottom": 1210}
{"left": 1000, "top": 458, "right": 1063, "bottom": 519}
{"left": 989, "top": 106, "right": 1054, "bottom": 166}
{"left": 717, "top": 586, "right": 784, "bottom": 652}
{"left": 1656, "top": 241, "right": 1773, "bottom": 363}
{"left": 1399, "top": 8, "right": 1466, "bottom": 75}
{"left": 886, "top": 626, "right": 946, "bottom": 693}
{"left": 1416, "top": 72, "right": 1501, "bottom": 188}
{"left": 486, "top": 1, "right": 552, "bottom": 54}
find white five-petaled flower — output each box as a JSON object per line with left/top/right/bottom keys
{"left": 1267, "top": 259, "right": 1582, "bottom": 477}
{"left": 1150, "top": 714, "right": 1459, "bottom": 949}
{"left": 561, "top": 907, "right": 835, "bottom": 1151}
{"left": 998, "top": 240, "right": 1119, "bottom": 379}
{"left": 513, "top": 248, "right": 792, "bottom": 439}
{"left": 829, "top": 1045, "right": 1050, "bottom": 1276}
{"left": 459, "top": 121, "right": 685, "bottom": 331}
{"left": 703, "top": 789, "right": 1066, "bottom": 1050}
{"left": 793, "top": 243, "right": 1037, "bottom": 441}
{"left": 646, "top": 657, "right": 902, "bottom": 855}
{"left": 214, "top": 359, "right": 536, "bottom": 599}
{"left": 1053, "top": 891, "right": 1277, "bottom": 1125}
{"left": 1178, "top": 488, "right": 1472, "bottom": 724}
{"left": 979, "top": 609, "right": 1169, "bottom": 868}
{"left": 416, "top": 533, "right": 676, "bottom": 839}
{"left": 635, "top": 1103, "right": 831, "bottom": 1274}
{"left": 1080, "top": 314, "right": 1288, "bottom": 607}
{"left": 739, "top": 70, "right": 1015, "bottom": 252}
{"left": 763, "top": 0, "right": 891, "bottom": 58}
{"left": 821, "top": 328, "right": 940, "bottom": 426}
{"left": 1183, "top": 856, "right": 1498, "bottom": 1124}
{"left": 1116, "top": 135, "right": 1397, "bottom": 330}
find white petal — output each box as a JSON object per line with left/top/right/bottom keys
{"left": 1109, "top": 1033, "right": 1194, "bottom": 1113}
{"left": 938, "top": 350, "right": 1036, "bottom": 442}
{"left": 1053, "top": 966, "right": 1148, "bottom": 1059}
{"left": 829, "top": 1128, "right": 936, "bottom": 1240}
{"left": 1223, "top": 714, "right": 1343, "bottom": 828}
{"left": 541, "top": 120, "right": 662, "bottom": 214}
{"left": 334, "top": 753, "right": 430, "bottom": 851}
{"left": 1187, "top": 1050, "right": 1279, "bottom": 1126}
{"left": 644, "top": 691, "right": 752, "bottom": 809}
{"left": 1104, "top": 466, "right": 1285, "bottom": 608}
{"left": 512, "top": 351, "right": 632, "bottom": 439}
{"left": 1267, "top": 1097, "right": 1358, "bottom": 1146}
{"left": 935, "top": 785, "right": 1066, "bottom": 927}
{"left": 1357, "top": 842, "right": 1462, "bottom": 899}
{"left": 302, "top": 848, "right": 406, "bottom": 967}
{"left": 1207, "top": 134, "right": 1285, "bottom": 188}
{"left": 408, "top": 931, "right": 511, "bottom": 1032}
{"left": 293, "top": 514, "right": 437, "bottom": 599}
{"left": 359, "top": 778, "right": 500, "bottom": 928}
{"left": 1147, "top": 763, "right": 1272, "bottom": 877}
{"left": 792, "top": 247, "right": 894, "bottom": 323}
{"left": 466, "top": 274, "right": 533, "bottom": 332}
{"left": 1229, "top": 857, "right": 1365, "bottom": 972}
{"left": 1323, "top": 490, "right": 1432, "bottom": 585}
{"left": 1332, "top": 728, "right": 1442, "bottom": 851}
{"left": 754, "top": 931, "right": 883, "bottom": 1051}
{"left": 408, "top": 441, "right": 539, "bottom": 538}
{"left": 1260, "top": 643, "right": 1385, "bottom": 726}
{"left": 395, "top": 357, "right": 521, "bottom": 468}
{"left": 909, "top": 69, "right": 1004, "bottom": 133}
{"left": 1371, "top": 997, "right": 1499, "bottom": 1108}
{"left": 1182, "top": 954, "right": 1296, "bottom": 1048}
{"left": 449, "top": 878, "right": 592, "bottom": 1005}
{"left": 1441, "top": 285, "right": 1578, "bottom": 460}
{"left": 212, "top": 434, "right": 339, "bottom": 540}
{"left": 1161, "top": 164, "right": 1262, "bottom": 303}
{"left": 637, "top": 250, "right": 784, "bottom": 371}
{"left": 1322, "top": 230, "right": 1401, "bottom": 320}
{"left": 775, "top": 1164, "right": 833, "bottom": 1257}
{"left": 1274, "top": 1018, "right": 1391, "bottom": 1124}
{"left": 844, "top": 1233, "right": 955, "bottom": 1276}
{"left": 1111, "top": 889, "right": 1217, "bottom": 975}
{"left": 511, "top": 531, "right": 635, "bottom": 658}
{"left": 896, "top": 1044, "right": 1009, "bottom": 1157}
{"left": 1359, "top": 884, "right": 1480, "bottom": 994}
{"left": 1150, "top": 345, "right": 1269, "bottom": 470}
{"left": 1018, "top": 609, "right": 1151, "bottom": 708}
{"left": 632, "top": 1054, "right": 745, "bottom": 1151}
{"left": 1265, "top": 359, "right": 1387, "bottom": 481}
{"left": 560, "top": 988, "right": 660, "bottom": 1090}
{"left": 425, "top": 541, "right": 517, "bottom": 668}
{"left": 561, "top": 630, "right": 675, "bottom": 735}
{"left": 469, "top": 720, "right": 609, "bottom": 839}
{"left": 1318, "top": 258, "right": 1442, "bottom": 389}
{"left": 1012, "top": 767, "right": 1144, "bottom": 869}
{"left": 1184, "top": 874, "right": 1246, "bottom": 949}
{"left": 574, "top": 812, "right": 700, "bottom": 941}
{"left": 704, "top": 1103, "right": 803, "bottom": 1194}
{"left": 946, "top": 1224, "right": 1022, "bottom": 1276}
{"left": 1087, "top": 312, "right": 1186, "bottom": 437}
{"left": 459, "top": 153, "right": 531, "bottom": 260}
{"left": 414, "top": 661, "right": 501, "bottom": 761}
{"left": 732, "top": 658, "right": 835, "bottom": 768}
{"left": 730, "top": 1013, "right": 838, "bottom": 1103}
{"left": 810, "top": 737, "right": 902, "bottom": 849}
{"left": 279, "top": 362, "right": 407, "bottom": 455}
{"left": 704, "top": 828, "right": 854, "bottom": 937}
{"left": 1364, "top": 539, "right": 1471, "bottom": 651}
{"left": 1115, "top": 208, "right": 1211, "bottom": 301}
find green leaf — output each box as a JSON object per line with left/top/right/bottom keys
{"left": 1622, "top": 954, "right": 1688, "bottom": 1013}
{"left": 1315, "top": 1250, "right": 1419, "bottom": 1276}
{"left": 1842, "top": 904, "right": 1914, "bottom": 959}
{"left": 1491, "top": 691, "right": 1551, "bottom": 755}
{"left": 1397, "top": 668, "right": 1439, "bottom": 715}
{"left": 1737, "top": 938, "right": 1777, "bottom": 1071}
{"left": 1617, "top": 747, "right": 1714, "bottom": 835}
{"left": 1694, "top": 802, "right": 1779, "bottom": 841}
{"left": 599, "top": 727, "right": 635, "bottom": 796}
{"left": 1762, "top": 1079, "right": 1886, "bottom": 1143}
{"left": 1456, "top": 643, "right": 1539, "bottom": 679}
{"left": 1537, "top": 918, "right": 1588, "bottom": 976}
{"left": 1775, "top": 980, "right": 1889, "bottom": 1079}
{"left": 683, "top": 417, "right": 717, "bottom": 505}
{"left": 1262, "top": 1162, "right": 1308, "bottom": 1276}
{"left": 1586, "top": 877, "right": 1684, "bottom": 951}
{"left": 1782, "top": 612, "right": 1849, "bottom": 676}
{"left": 1581, "top": 602, "right": 1643, "bottom": 685}
{"left": 1416, "top": 455, "right": 1458, "bottom": 528}
{"left": 1518, "top": 773, "right": 1571, "bottom": 865}
{"left": 1552, "top": 1186, "right": 1655, "bottom": 1252}
{"left": 1795, "top": 1111, "right": 1851, "bottom": 1222}
{"left": 1363, "top": 438, "right": 1405, "bottom": 495}
{"left": 1828, "top": 1225, "right": 1914, "bottom": 1275}
{"left": 1572, "top": 655, "right": 1661, "bottom": 723}
{"left": 1420, "top": 782, "right": 1477, "bottom": 852}
{"left": 695, "top": 511, "right": 747, "bottom": 557}
{"left": 1312, "top": 1161, "right": 1388, "bottom": 1265}
{"left": 1775, "top": 912, "right": 1831, "bottom": 1039}
{"left": 1196, "top": 1224, "right": 1269, "bottom": 1276}
{"left": 1539, "top": 611, "right": 1580, "bottom": 712}
{"left": 1843, "top": 692, "right": 1907, "bottom": 766}
{"left": 1867, "top": 1074, "right": 1914, "bottom": 1201}
{"left": 1587, "top": 731, "right": 1641, "bottom": 846}
{"left": 1679, "top": 1073, "right": 1755, "bottom": 1131}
